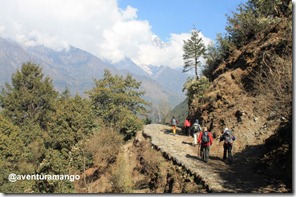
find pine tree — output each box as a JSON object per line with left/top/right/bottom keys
{"left": 87, "top": 69, "right": 149, "bottom": 133}
{"left": 46, "top": 94, "right": 95, "bottom": 151}
{"left": 0, "top": 115, "right": 34, "bottom": 193}
{"left": 0, "top": 61, "right": 58, "bottom": 129}
{"left": 183, "top": 29, "right": 206, "bottom": 78}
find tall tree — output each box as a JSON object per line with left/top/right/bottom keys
{"left": 183, "top": 29, "right": 206, "bottom": 78}
{"left": 46, "top": 94, "right": 95, "bottom": 151}
{"left": 0, "top": 61, "right": 58, "bottom": 129}
{"left": 87, "top": 69, "right": 149, "bottom": 133}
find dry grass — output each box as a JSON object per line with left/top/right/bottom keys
{"left": 109, "top": 150, "right": 133, "bottom": 193}
{"left": 86, "top": 127, "right": 123, "bottom": 168}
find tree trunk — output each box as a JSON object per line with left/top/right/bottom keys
{"left": 195, "top": 58, "right": 199, "bottom": 79}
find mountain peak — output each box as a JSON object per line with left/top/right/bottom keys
{"left": 151, "top": 35, "right": 167, "bottom": 48}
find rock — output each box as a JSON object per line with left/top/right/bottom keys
{"left": 253, "top": 117, "right": 259, "bottom": 122}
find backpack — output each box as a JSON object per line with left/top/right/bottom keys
{"left": 224, "top": 131, "right": 235, "bottom": 144}
{"left": 193, "top": 123, "right": 201, "bottom": 133}
{"left": 202, "top": 131, "right": 210, "bottom": 143}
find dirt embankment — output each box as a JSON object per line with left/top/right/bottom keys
{"left": 75, "top": 129, "right": 207, "bottom": 193}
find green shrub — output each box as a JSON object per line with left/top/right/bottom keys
{"left": 183, "top": 76, "right": 211, "bottom": 105}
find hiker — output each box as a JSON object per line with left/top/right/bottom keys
{"left": 191, "top": 119, "right": 202, "bottom": 146}
{"left": 184, "top": 118, "right": 191, "bottom": 136}
{"left": 170, "top": 116, "right": 178, "bottom": 135}
{"left": 198, "top": 127, "right": 213, "bottom": 162}
{"left": 219, "top": 128, "right": 236, "bottom": 162}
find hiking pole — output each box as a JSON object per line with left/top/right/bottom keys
{"left": 197, "top": 144, "right": 200, "bottom": 159}
{"left": 232, "top": 143, "right": 235, "bottom": 162}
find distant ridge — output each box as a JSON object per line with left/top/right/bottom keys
{"left": 0, "top": 37, "right": 188, "bottom": 115}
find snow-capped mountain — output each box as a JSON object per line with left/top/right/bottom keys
{"left": 151, "top": 35, "right": 168, "bottom": 48}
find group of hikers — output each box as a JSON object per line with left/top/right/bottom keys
{"left": 171, "top": 116, "right": 236, "bottom": 163}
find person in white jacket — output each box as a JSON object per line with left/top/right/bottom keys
{"left": 191, "top": 119, "right": 201, "bottom": 146}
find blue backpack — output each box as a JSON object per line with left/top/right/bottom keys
{"left": 202, "top": 131, "right": 210, "bottom": 143}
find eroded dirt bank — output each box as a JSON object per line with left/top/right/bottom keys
{"left": 76, "top": 128, "right": 207, "bottom": 193}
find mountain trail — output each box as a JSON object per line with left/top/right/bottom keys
{"left": 143, "top": 124, "right": 289, "bottom": 193}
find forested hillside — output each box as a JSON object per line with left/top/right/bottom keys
{"left": 0, "top": 62, "right": 149, "bottom": 192}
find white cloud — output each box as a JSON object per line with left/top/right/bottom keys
{"left": 98, "top": 19, "right": 153, "bottom": 63}
{"left": 16, "top": 30, "right": 70, "bottom": 51}
{"left": 0, "top": 25, "right": 5, "bottom": 35}
{"left": 0, "top": 0, "right": 213, "bottom": 69}
{"left": 134, "top": 31, "right": 213, "bottom": 69}
{"left": 120, "top": 5, "right": 138, "bottom": 21}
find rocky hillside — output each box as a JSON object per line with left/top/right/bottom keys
{"left": 187, "top": 0, "right": 292, "bottom": 189}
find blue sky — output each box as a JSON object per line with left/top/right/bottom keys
{"left": 118, "top": 0, "right": 247, "bottom": 41}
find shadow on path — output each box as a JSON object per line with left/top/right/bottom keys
{"left": 185, "top": 154, "right": 198, "bottom": 160}
{"left": 209, "top": 156, "right": 224, "bottom": 161}
{"left": 211, "top": 143, "right": 290, "bottom": 192}
{"left": 162, "top": 129, "right": 172, "bottom": 135}
{"left": 182, "top": 141, "right": 193, "bottom": 146}
{"left": 162, "top": 128, "right": 184, "bottom": 135}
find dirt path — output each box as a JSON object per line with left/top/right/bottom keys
{"left": 143, "top": 124, "right": 288, "bottom": 193}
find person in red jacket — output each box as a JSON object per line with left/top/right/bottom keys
{"left": 198, "top": 127, "right": 213, "bottom": 163}
{"left": 183, "top": 118, "right": 191, "bottom": 136}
